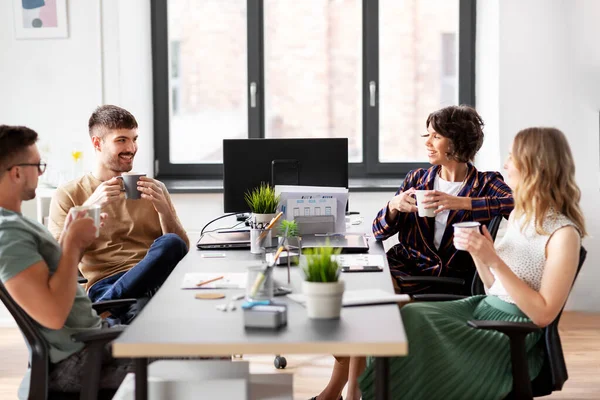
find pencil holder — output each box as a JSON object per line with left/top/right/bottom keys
{"left": 246, "top": 265, "right": 274, "bottom": 302}
{"left": 250, "top": 228, "right": 272, "bottom": 254}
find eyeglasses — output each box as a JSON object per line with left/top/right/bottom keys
{"left": 7, "top": 161, "right": 47, "bottom": 175}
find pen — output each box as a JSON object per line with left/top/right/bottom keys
{"left": 256, "top": 211, "right": 284, "bottom": 244}
{"left": 196, "top": 275, "right": 224, "bottom": 287}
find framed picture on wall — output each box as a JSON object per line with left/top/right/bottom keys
{"left": 12, "top": 0, "right": 68, "bottom": 39}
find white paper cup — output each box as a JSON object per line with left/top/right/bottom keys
{"left": 415, "top": 190, "right": 435, "bottom": 218}
{"left": 70, "top": 204, "right": 101, "bottom": 237}
{"left": 452, "top": 221, "right": 481, "bottom": 250}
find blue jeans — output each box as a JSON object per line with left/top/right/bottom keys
{"left": 88, "top": 233, "right": 188, "bottom": 304}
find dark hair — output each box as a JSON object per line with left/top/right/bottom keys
{"left": 0, "top": 125, "right": 39, "bottom": 176}
{"left": 88, "top": 105, "right": 138, "bottom": 138}
{"left": 425, "top": 105, "right": 484, "bottom": 163}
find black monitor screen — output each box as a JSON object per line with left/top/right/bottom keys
{"left": 223, "top": 138, "right": 349, "bottom": 213}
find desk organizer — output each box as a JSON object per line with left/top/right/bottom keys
{"left": 243, "top": 303, "right": 288, "bottom": 329}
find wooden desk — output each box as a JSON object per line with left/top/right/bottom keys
{"left": 113, "top": 237, "right": 407, "bottom": 400}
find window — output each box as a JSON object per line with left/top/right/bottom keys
{"left": 152, "top": 0, "right": 475, "bottom": 180}
{"left": 263, "top": 0, "right": 363, "bottom": 163}
{"left": 379, "top": 1, "right": 460, "bottom": 163}
{"left": 170, "top": 40, "right": 181, "bottom": 115}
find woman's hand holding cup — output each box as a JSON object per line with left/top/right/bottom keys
{"left": 453, "top": 222, "right": 499, "bottom": 266}
{"left": 388, "top": 188, "right": 418, "bottom": 217}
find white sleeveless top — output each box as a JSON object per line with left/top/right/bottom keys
{"left": 488, "top": 210, "right": 578, "bottom": 304}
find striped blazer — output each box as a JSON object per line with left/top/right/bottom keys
{"left": 372, "top": 163, "right": 514, "bottom": 294}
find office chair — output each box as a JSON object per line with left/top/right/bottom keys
{"left": 414, "top": 246, "right": 587, "bottom": 400}
{"left": 396, "top": 214, "right": 504, "bottom": 297}
{"left": 0, "top": 281, "right": 135, "bottom": 400}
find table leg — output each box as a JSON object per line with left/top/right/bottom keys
{"left": 135, "top": 358, "right": 148, "bottom": 400}
{"left": 375, "top": 357, "right": 389, "bottom": 400}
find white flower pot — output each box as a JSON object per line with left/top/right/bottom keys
{"left": 302, "top": 280, "right": 345, "bottom": 319}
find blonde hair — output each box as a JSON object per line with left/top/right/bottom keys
{"left": 511, "top": 127, "right": 586, "bottom": 236}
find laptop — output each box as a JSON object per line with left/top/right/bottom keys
{"left": 301, "top": 233, "right": 369, "bottom": 254}
{"left": 196, "top": 230, "right": 251, "bottom": 250}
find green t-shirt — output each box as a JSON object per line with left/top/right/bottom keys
{"left": 0, "top": 208, "right": 102, "bottom": 364}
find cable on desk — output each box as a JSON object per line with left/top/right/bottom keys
{"left": 200, "top": 212, "right": 246, "bottom": 235}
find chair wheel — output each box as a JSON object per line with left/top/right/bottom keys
{"left": 274, "top": 356, "right": 287, "bottom": 369}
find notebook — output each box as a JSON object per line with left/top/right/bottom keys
{"left": 301, "top": 233, "right": 369, "bottom": 253}
{"left": 196, "top": 230, "right": 251, "bottom": 250}
{"left": 288, "top": 289, "right": 410, "bottom": 307}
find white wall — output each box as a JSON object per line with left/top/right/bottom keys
{"left": 0, "top": 1, "right": 102, "bottom": 175}
{"left": 1, "top": 0, "right": 599, "bottom": 325}
{"left": 476, "top": 0, "right": 600, "bottom": 311}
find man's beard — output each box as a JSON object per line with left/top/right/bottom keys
{"left": 23, "top": 187, "right": 36, "bottom": 201}
{"left": 107, "top": 153, "right": 135, "bottom": 173}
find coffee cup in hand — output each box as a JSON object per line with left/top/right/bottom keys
{"left": 69, "top": 204, "right": 101, "bottom": 238}
{"left": 452, "top": 221, "right": 481, "bottom": 250}
{"left": 117, "top": 173, "right": 146, "bottom": 200}
{"left": 415, "top": 190, "right": 436, "bottom": 218}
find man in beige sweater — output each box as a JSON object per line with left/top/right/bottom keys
{"left": 49, "top": 105, "right": 189, "bottom": 323}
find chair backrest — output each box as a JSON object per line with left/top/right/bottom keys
{"left": 541, "top": 246, "right": 587, "bottom": 392}
{"left": 470, "top": 215, "right": 504, "bottom": 295}
{"left": 0, "top": 282, "right": 50, "bottom": 400}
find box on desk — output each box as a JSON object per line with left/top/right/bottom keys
{"left": 244, "top": 303, "right": 288, "bottom": 329}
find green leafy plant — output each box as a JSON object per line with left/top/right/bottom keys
{"left": 302, "top": 244, "right": 341, "bottom": 283}
{"left": 244, "top": 182, "right": 280, "bottom": 214}
{"left": 280, "top": 219, "right": 299, "bottom": 238}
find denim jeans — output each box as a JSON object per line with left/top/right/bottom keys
{"left": 88, "top": 233, "right": 188, "bottom": 321}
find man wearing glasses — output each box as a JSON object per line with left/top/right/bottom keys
{"left": 0, "top": 125, "right": 134, "bottom": 397}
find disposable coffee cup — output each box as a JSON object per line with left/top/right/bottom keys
{"left": 415, "top": 190, "right": 436, "bottom": 218}
{"left": 117, "top": 173, "right": 146, "bottom": 200}
{"left": 452, "top": 221, "right": 481, "bottom": 250}
{"left": 69, "top": 204, "right": 101, "bottom": 238}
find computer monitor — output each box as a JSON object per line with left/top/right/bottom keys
{"left": 223, "top": 138, "right": 349, "bottom": 213}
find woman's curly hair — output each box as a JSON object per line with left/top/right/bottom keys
{"left": 425, "top": 105, "right": 484, "bottom": 163}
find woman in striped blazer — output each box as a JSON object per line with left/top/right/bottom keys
{"left": 312, "top": 105, "right": 513, "bottom": 400}
{"left": 375, "top": 105, "right": 514, "bottom": 295}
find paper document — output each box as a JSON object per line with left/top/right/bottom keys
{"left": 288, "top": 289, "right": 410, "bottom": 307}
{"left": 275, "top": 185, "right": 349, "bottom": 233}
{"left": 287, "top": 197, "right": 337, "bottom": 220}
{"left": 333, "top": 254, "right": 385, "bottom": 267}
{"left": 181, "top": 273, "right": 247, "bottom": 289}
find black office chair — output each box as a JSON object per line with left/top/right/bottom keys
{"left": 414, "top": 246, "right": 587, "bottom": 400}
{"left": 0, "top": 282, "right": 135, "bottom": 400}
{"left": 469, "top": 246, "right": 587, "bottom": 400}
{"left": 396, "top": 214, "right": 504, "bottom": 296}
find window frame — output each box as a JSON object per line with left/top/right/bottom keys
{"left": 151, "top": 0, "right": 476, "bottom": 181}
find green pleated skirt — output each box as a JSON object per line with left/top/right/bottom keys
{"left": 358, "top": 295, "right": 544, "bottom": 400}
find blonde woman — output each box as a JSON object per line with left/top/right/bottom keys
{"left": 355, "top": 127, "right": 586, "bottom": 400}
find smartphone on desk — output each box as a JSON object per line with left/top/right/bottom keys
{"left": 341, "top": 265, "right": 383, "bottom": 273}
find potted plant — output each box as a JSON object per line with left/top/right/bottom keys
{"left": 244, "top": 182, "right": 281, "bottom": 229}
{"left": 280, "top": 219, "right": 301, "bottom": 283}
{"left": 301, "top": 245, "right": 345, "bottom": 319}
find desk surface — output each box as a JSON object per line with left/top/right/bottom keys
{"left": 113, "top": 237, "right": 407, "bottom": 358}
